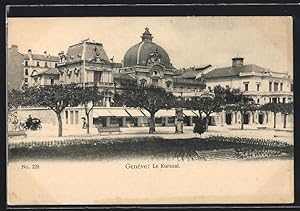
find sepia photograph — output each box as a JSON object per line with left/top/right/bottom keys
{"left": 7, "top": 16, "right": 294, "bottom": 205}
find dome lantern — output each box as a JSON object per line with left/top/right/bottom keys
{"left": 141, "top": 27, "right": 153, "bottom": 42}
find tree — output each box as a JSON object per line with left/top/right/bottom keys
{"left": 225, "top": 95, "right": 258, "bottom": 130}
{"left": 114, "top": 84, "right": 176, "bottom": 134}
{"left": 279, "top": 103, "right": 293, "bottom": 128}
{"left": 8, "top": 89, "right": 23, "bottom": 112}
{"left": 75, "top": 85, "right": 104, "bottom": 134}
{"left": 261, "top": 103, "right": 282, "bottom": 129}
{"left": 22, "top": 84, "right": 79, "bottom": 137}
{"left": 187, "top": 85, "right": 232, "bottom": 131}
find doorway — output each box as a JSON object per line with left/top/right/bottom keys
{"left": 225, "top": 113, "right": 232, "bottom": 125}
{"left": 258, "top": 113, "right": 264, "bottom": 124}
{"left": 243, "top": 113, "right": 249, "bottom": 124}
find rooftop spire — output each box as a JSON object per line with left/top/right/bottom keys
{"left": 141, "top": 27, "right": 153, "bottom": 42}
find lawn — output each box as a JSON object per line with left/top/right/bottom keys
{"left": 8, "top": 136, "right": 293, "bottom": 161}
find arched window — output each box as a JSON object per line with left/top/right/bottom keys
{"left": 165, "top": 81, "right": 172, "bottom": 88}
{"left": 140, "top": 79, "right": 147, "bottom": 86}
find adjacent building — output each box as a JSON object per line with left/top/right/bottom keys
{"left": 23, "top": 49, "right": 59, "bottom": 87}
{"left": 7, "top": 45, "right": 24, "bottom": 90}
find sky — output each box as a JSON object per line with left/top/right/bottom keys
{"left": 7, "top": 16, "right": 293, "bottom": 76}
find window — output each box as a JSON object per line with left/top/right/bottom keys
{"left": 55, "top": 63, "right": 57, "bottom": 67}
{"left": 24, "top": 78, "right": 28, "bottom": 83}
{"left": 140, "top": 79, "right": 147, "bottom": 86}
{"left": 25, "top": 61, "right": 28, "bottom": 66}
{"left": 257, "top": 99, "right": 260, "bottom": 104}
{"left": 280, "top": 83, "right": 283, "bottom": 91}
{"left": 70, "top": 111, "right": 74, "bottom": 124}
{"left": 94, "top": 71, "right": 102, "bottom": 82}
{"left": 37, "top": 61, "right": 39, "bottom": 67}
{"left": 166, "top": 81, "right": 172, "bottom": 88}
{"left": 256, "top": 84, "right": 260, "bottom": 91}
{"left": 283, "top": 98, "right": 286, "bottom": 103}
{"left": 65, "top": 111, "right": 68, "bottom": 124}
{"left": 75, "top": 111, "right": 79, "bottom": 124}
{"left": 274, "top": 82, "right": 279, "bottom": 92}
{"left": 225, "top": 85, "right": 229, "bottom": 89}
{"left": 50, "top": 78, "right": 54, "bottom": 85}
{"left": 244, "top": 83, "right": 249, "bottom": 91}
{"left": 152, "top": 78, "right": 158, "bottom": 87}
{"left": 34, "top": 78, "right": 38, "bottom": 83}
{"left": 269, "top": 82, "right": 272, "bottom": 92}
{"left": 25, "top": 69, "right": 28, "bottom": 76}
{"left": 45, "top": 62, "right": 48, "bottom": 67}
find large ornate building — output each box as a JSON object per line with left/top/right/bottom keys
{"left": 115, "top": 28, "right": 207, "bottom": 97}
{"left": 8, "top": 27, "right": 293, "bottom": 131}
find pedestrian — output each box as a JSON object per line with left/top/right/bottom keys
{"left": 82, "top": 117, "right": 87, "bottom": 129}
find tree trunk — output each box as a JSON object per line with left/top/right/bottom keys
{"left": 56, "top": 112, "right": 63, "bottom": 137}
{"left": 149, "top": 113, "right": 156, "bottom": 134}
{"left": 283, "top": 114, "right": 287, "bottom": 128}
{"left": 86, "top": 112, "right": 90, "bottom": 134}
{"left": 241, "top": 112, "right": 244, "bottom": 130}
{"left": 273, "top": 112, "right": 277, "bottom": 128}
{"left": 205, "top": 114, "right": 209, "bottom": 132}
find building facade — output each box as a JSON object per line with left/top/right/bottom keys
{"left": 203, "top": 57, "right": 293, "bottom": 128}
{"left": 24, "top": 50, "right": 59, "bottom": 88}
{"left": 7, "top": 45, "right": 24, "bottom": 90}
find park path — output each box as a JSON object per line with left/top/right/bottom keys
{"left": 8, "top": 125, "right": 293, "bottom": 145}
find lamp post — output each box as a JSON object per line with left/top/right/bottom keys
{"left": 175, "top": 94, "right": 184, "bottom": 134}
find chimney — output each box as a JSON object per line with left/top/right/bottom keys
{"left": 44, "top": 51, "right": 47, "bottom": 57}
{"left": 232, "top": 57, "right": 244, "bottom": 67}
{"left": 11, "top": 44, "right": 18, "bottom": 50}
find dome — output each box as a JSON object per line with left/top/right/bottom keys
{"left": 123, "top": 28, "right": 172, "bottom": 69}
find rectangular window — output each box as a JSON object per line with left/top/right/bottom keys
{"left": 283, "top": 98, "right": 286, "bottom": 103}
{"left": 70, "top": 111, "right": 74, "bottom": 124}
{"left": 50, "top": 78, "right": 54, "bottom": 85}
{"left": 37, "top": 61, "right": 40, "bottom": 67}
{"left": 25, "top": 69, "right": 28, "bottom": 76}
{"left": 280, "top": 83, "right": 283, "bottom": 91}
{"left": 45, "top": 62, "right": 48, "bottom": 67}
{"left": 25, "top": 61, "right": 28, "bottom": 66}
{"left": 75, "top": 111, "right": 79, "bottom": 124}
{"left": 256, "top": 84, "right": 260, "bottom": 91}
{"left": 274, "top": 82, "right": 278, "bottom": 92}
{"left": 244, "top": 83, "right": 248, "bottom": 91}
{"left": 269, "top": 82, "right": 272, "bottom": 92}
{"left": 65, "top": 111, "right": 68, "bottom": 124}
{"left": 24, "top": 78, "right": 28, "bottom": 83}
{"left": 94, "top": 71, "right": 102, "bottom": 82}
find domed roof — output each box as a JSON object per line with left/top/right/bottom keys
{"left": 123, "top": 28, "right": 172, "bottom": 69}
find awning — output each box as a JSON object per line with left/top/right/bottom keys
{"left": 183, "top": 110, "right": 197, "bottom": 117}
{"left": 156, "top": 109, "right": 176, "bottom": 117}
{"left": 125, "top": 109, "right": 146, "bottom": 117}
{"left": 93, "top": 109, "right": 114, "bottom": 117}
{"left": 109, "top": 108, "right": 130, "bottom": 117}
{"left": 141, "top": 109, "right": 151, "bottom": 117}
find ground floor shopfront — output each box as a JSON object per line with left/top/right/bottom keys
{"left": 12, "top": 106, "right": 293, "bottom": 132}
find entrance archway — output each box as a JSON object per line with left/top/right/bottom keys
{"left": 258, "top": 113, "right": 264, "bottom": 124}
{"left": 225, "top": 113, "right": 232, "bottom": 125}
{"left": 243, "top": 113, "right": 249, "bottom": 124}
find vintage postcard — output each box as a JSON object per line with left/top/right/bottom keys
{"left": 7, "top": 16, "right": 294, "bottom": 205}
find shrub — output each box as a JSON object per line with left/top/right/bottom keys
{"left": 193, "top": 118, "right": 206, "bottom": 137}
